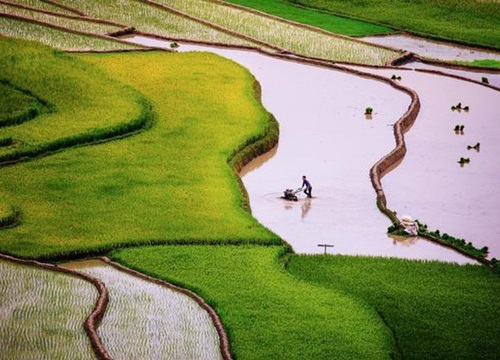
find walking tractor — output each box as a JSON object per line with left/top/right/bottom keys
{"left": 282, "top": 188, "right": 302, "bottom": 201}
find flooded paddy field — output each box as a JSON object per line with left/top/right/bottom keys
{"left": 126, "top": 36, "right": 484, "bottom": 264}
{"left": 346, "top": 65, "right": 500, "bottom": 259}
{"left": 362, "top": 34, "right": 500, "bottom": 62}
{"left": 62, "top": 259, "right": 222, "bottom": 360}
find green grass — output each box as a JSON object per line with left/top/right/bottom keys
{"left": 0, "top": 44, "right": 279, "bottom": 259}
{"left": 286, "top": 0, "right": 500, "bottom": 50}
{"left": 0, "top": 259, "right": 96, "bottom": 359}
{"left": 287, "top": 255, "right": 500, "bottom": 360}
{"left": 111, "top": 245, "right": 396, "bottom": 360}
{"left": 455, "top": 59, "right": 500, "bottom": 69}
{"left": 0, "top": 37, "right": 149, "bottom": 164}
{"left": 0, "top": 80, "right": 46, "bottom": 128}
{"left": 223, "top": 0, "right": 394, "bottom": 36}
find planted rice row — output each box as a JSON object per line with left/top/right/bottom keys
{"left": 54, "top": 0, "right": 259, "bottom": 48}
{"left": 62, "top": 260, "right": 222, "bottom": 360}
{"left": 0, "top": 2, "right": 122, "bottom": 35}
{"left": 0, "top": 259, "right": 97, "bottom": 359}
{"left": 0, "top": 16, "right": 137, "bottom": 51}
{"left": 154, "top": 0, "right": 399, "bottom": 64}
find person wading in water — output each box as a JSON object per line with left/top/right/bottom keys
{"left": 302, "top": 175, "right": 312, "bottom": 198}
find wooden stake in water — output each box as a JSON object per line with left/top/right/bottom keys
{"left": 318, "top": 244, "right": 334, "bottom": 255}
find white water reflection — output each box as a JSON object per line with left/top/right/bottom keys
{"left": 363, "top": 34, "right": 500, "bottom": 62}
{"left": 126, "top": 35, "right": 477, "bottom": 264}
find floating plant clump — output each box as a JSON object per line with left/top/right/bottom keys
{"left": 391, "top": 74, "right": 402, "bottom": 80}
{"left": 482, "top": 77, "right": 489, "bottom": 84}
{"left": 454, "top": 124, "right": 465, "bottom": 134}
{"left": 467, "top": 142, "right": 480, "bottom": 151}
{"left": 364, "top": 107, "right": 373, "bottom": 115}
{"left": 451, "top": 102, "right": 469, "bottom": 111}
{"left": 458, "top": 157, "right": 470, "bottom": 166}
{"left": 170, "top": 42, "right": 179, "bottom": 49}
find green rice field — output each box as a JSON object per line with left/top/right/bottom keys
{"left": 1, "top": 1, "right": 499, "bottom": 358}
{"left": 285, "top": 0, "right": 500, "bottom": 49}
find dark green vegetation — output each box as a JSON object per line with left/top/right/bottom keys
{"left": 285, "top": 0, "right": 500, "bottom": 49}
{"left": 288, "top": 255, "right": 500, "bottom": 359}
{"left": 0, "top": 38, "right": 279, "bottom": 259}
{"left": 223, "top": 0, "right": 394, "bottom": 36}
{"left": 112, "top": 245, "right": 396, "bottom": 360}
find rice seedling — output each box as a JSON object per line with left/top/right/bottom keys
{"left": 0, "top": 258, "right": 97, "bottom": 359}
{"left": 152, "top": 0, "right": 399, "bottom": 65}
{"left": 62, "top": 259, "right": 222, "bottom": 360}
{"left": 0, "top": 16, "right": 137, "bottom": 51}
{"left": 111, "top": 245, "right": 396, "bottom": 359}
{"left": 287, "top": 0, "right": 500, "bottom": 50}
{"left": 54, "top": 0, "right": 259, "bottom": 47}
{"left": 288, "top": 254, "right": 500, "bottom": 359}
{"left": 0, "top": 2, "right": 123, "bottom": 35}
{"left": 0, "top": 49, "right": 280, "bottom": 259}
{"left": 221, "top": 0, "right": 395, "bottom": 37}
{"left": 0, "top": 37, "right": 149, "bottom": 164}
{"left": 4, "top": 0, "right": 77, "bottom": 15}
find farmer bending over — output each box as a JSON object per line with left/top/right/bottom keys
{"left": 302, "top": 175, "right": 312, "bottom": 198}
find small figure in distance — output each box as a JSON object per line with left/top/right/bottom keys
{"left": 302, "top": 175, "right": 312, "bottom": 198}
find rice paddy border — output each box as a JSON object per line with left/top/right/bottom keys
{"left": 0, "top": 252, "right": 112, "bottom": 360}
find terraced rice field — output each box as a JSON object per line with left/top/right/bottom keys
{"left": 62, "top": 259, "right": 222, "bottom": 360}
{"left": 0, "top": 259, "right": 97, "bottom": 359}
{"left": 153, "top": 0, "right": 400, "bottom": 64}
{"left": 0, "top": 16, "right": 137, "bottom": 51}
{"left": 53, "top": 0, "right": 261, "bottom": 48}
{"left": 0, "top": 2, "right": 123, "bottom": 35}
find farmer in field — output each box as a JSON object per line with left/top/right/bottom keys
{"left": 302, "top": 175, "right": 312, "bottom": 198}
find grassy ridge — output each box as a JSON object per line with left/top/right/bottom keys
{"left": 0, "top": 80, "right": 47, "bottom": 128}
{"left": 111, "top": 245, "right": 396, "bottom": 359}
{"left": 223, "top": 0, "right": 394, "bottom": 36}
{"left": 287, "top": 0, "right": 500, "bottom": 49}
{"left": 0, "top": 46, "right": 280, "bottom": 259}
{"left": 288, "top": 255, "right": 500, "bottom": 360}
{"left": 0, "top": 38, "right": 148, "bottom": 164}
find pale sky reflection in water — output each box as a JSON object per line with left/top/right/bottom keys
{"left": 127, "top": 36, "right": 480, "bottom": 264}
